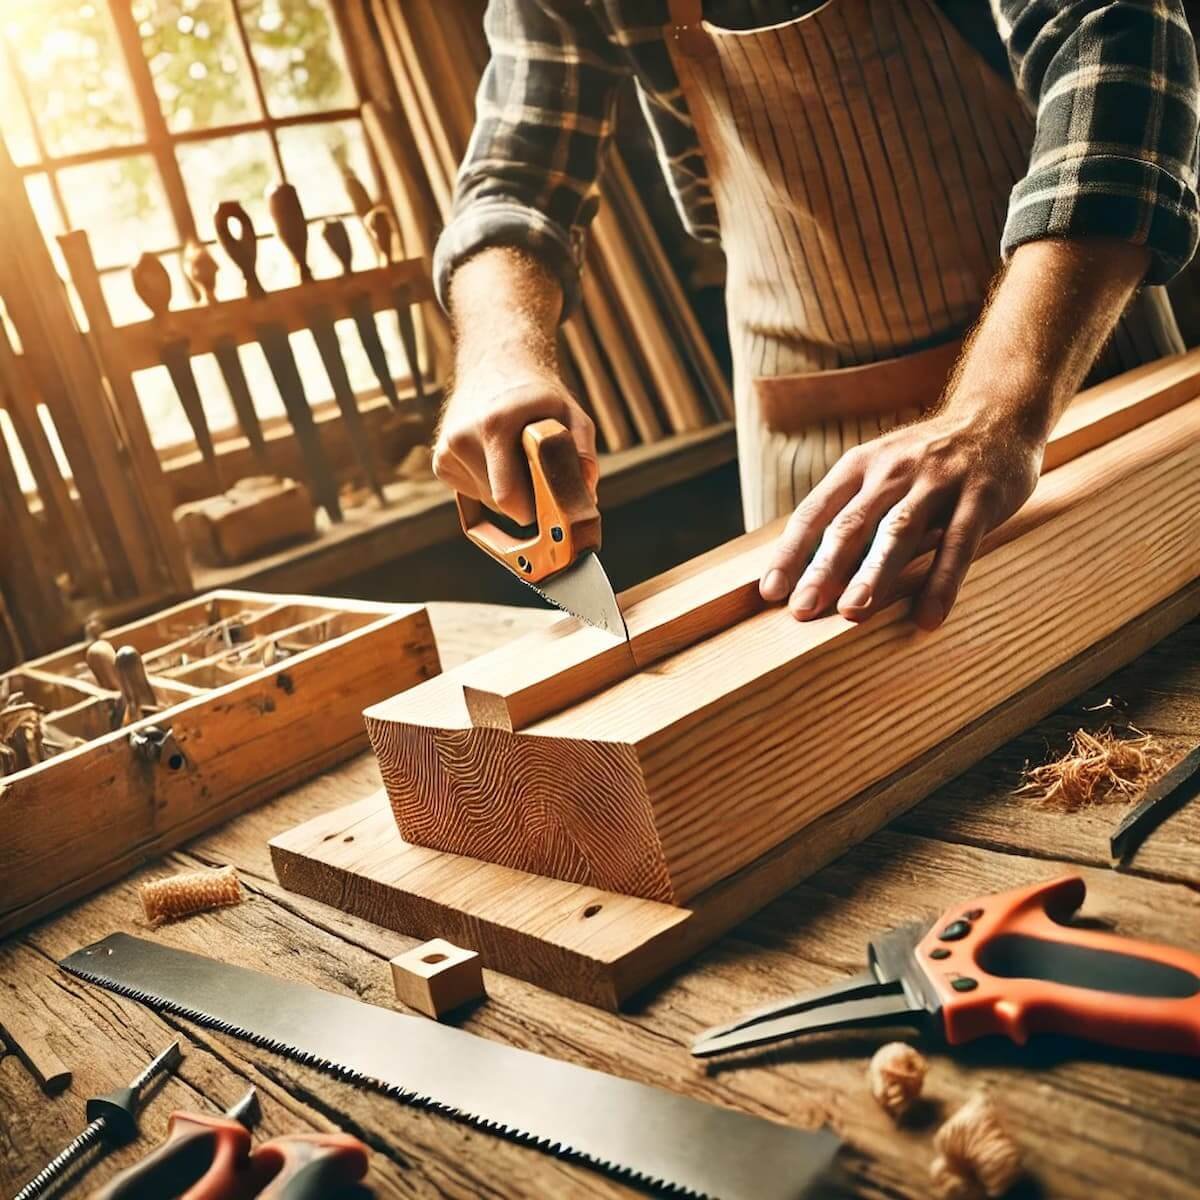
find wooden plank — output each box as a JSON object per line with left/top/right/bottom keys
{"left": 446, "top": 349, "right": 1200, "bottom": 732}
{"left": 58, "top": 231, "right": 193, "bottom": 593}
{"left": 0, "top": 593, "right": 439, "bottom": 938}
{"left": 368, "top": 400, "right": 1200, "bottom": 903}
{"left": 274, "top": 576, "right": 1200, "bottom": 1008}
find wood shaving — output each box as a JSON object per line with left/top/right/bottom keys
{"left": 931, "top": 1091, "right": 1022, "bottom": 1199}
{"left": 1015, "top": 726, "right": 1166, "bottom": 811}
{"left": 867, "top": 1041, "right": 927, "bottom": 1118}
{"left": 139, "top": 865, "right": 244, "bottom": 924}
{"left": 0, "top": 695, "right": 46, "bottom": 776}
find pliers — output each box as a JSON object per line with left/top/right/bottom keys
{"left": 90, "top": 1086, "right": 369, "bottom": 1199}
{"left": 692, "top": 874, "right": 1200, "bottom": 1058}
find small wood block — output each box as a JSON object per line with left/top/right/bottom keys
{"left": 390, "top": 938, "right": 484, "bottom": 1018}
{"left": 174, "top": 476, "right": 316, "bottom": 567}
{"left": 0, "top": 1012, "right": 72, "bottom": 1094}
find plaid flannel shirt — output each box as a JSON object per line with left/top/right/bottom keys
{"left": 435, "top": 1, "right": 1200, "bottom": 316}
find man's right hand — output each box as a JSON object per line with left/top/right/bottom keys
{"left": 432, "top": 374, "right": 598, "bottom": 527}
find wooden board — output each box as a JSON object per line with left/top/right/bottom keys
{"left": 367, "top": 398, "right": 1200, "bottom": 903}
{"left": 0, "top": 589, "right": 439, "bottom": 938}
{"left": 444, "top": 348, "right": 1200, "bottom": 733}
{"left": 273, "top": 575, "right": 1200, "bottom": 1008}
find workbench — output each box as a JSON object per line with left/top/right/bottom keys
{"left": 2, "top": 601, "right": 1197, "bottom": 1199}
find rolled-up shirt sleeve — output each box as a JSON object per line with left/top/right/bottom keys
{"left": 433, "top": 0, "right": 627, "bottom": 317}
{"left": 997, "top": 0, "right": 1200, "bottom": 284}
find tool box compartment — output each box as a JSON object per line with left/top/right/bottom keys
{"left": 0, "top": 588, "right": 439, "bottom": 938}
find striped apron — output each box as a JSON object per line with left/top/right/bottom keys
{"left": 665, "top": 0, "right": 1183, "bottom": 528}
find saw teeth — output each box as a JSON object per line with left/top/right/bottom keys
{"left": 59, "top": 961, "right": 710, "bottom": 1198}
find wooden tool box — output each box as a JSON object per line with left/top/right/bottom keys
{"left": 0, "top": 589, "right": 438, "bottom": 938}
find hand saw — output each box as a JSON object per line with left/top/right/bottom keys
{"left": 60, "top": 934, "right": 838, "bottom": 1199}
{"left": 455, "top": 419, "right": 628, "bottom": 639}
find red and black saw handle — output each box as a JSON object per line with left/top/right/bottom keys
{"left": 456, "top": 418, "right": 601, "bottom": 584}
{"left": 915, "top": 874, "right": 1200, "bottom": 1055}
{"left": 89, "top": 1109, "right": 368, "bottom": 1199}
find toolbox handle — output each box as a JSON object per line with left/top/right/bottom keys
{"left": 456, "top": 419, "right": 601, "bottom": 584}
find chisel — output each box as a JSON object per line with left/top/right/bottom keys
{"left": 183, "top": 238, "right": 272, "bottom": 473}
{"left": 321, "top": 217, "right": 403, "bottom": 412}
{"left": 131, "top": 253, "right": 222, "bottom": 495}
{"left": 364, "top": 203, "right": 427, "bottom": 409}
{"left": 214, "top": 200, "right": 342, "bottom": 522}
{"left": 267, "top": 184, "right": 385, "bottom": 503}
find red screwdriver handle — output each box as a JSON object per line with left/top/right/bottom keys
{"left": 456, "top": 419, "right": 600, "bottom": 584}
{"left": 251, "top": 1132, "right": 369, "bottom": 1199}
{"left": 89, "top": 1111, "right": 258, "bottom": 1200}
{"left": 916, "top": 875, "right": 1200, "bottom": 1055}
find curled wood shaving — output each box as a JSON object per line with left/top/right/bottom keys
{"left": 931, "top": 1092, "right": 1023, "bottom": 1199}
{"left": 1015, "top": 726, "right": 1166, "bottom": 811}
{"left": 139, "top": 865, "right": 244, "bottom": 924}
{"left": 868, "top": 1041, "right": 927, "bottom": 1118}
{"left": 0, "top": 695, "right": 46, "bottom": 776}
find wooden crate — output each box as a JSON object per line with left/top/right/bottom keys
{"left": 0, "top": 589, "right": 438, "bottom": 937}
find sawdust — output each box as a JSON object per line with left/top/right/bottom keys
{"left": 1015, "top": 725, "right": 1167, "bottom": 812}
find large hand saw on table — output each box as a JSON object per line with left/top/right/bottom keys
{"left": 61, "top": 935, "right": 839, "bottom": 1199}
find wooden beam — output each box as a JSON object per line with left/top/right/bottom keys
{"left": 434, "top": 349, "right": 1200, "bottom": 732}
{"left": 276, "top": 573, "right": 1200, "bottom": 1009}
{"left": 367, "top": 397, "right": 1200, "bottom": 903}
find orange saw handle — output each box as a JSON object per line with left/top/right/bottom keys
{"left": 89, "top": 1110, "right": 260, "bottom": 1200}
{"left": 915, "top": 874, "right": 1200, "bottom": 1055}
{"left": 456, "top": 419, "right": 600, "bottom": 583}
{"left": 251, "top": 1132, "right": 370, "bottom": 1199}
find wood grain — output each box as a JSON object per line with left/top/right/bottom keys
{"left": 444, "top": 349, "right": 1200, "bottom": 733}
{"left": 370, "top": 400, "right": 1200, "bottom": 901}
{"left": 278, "top": 578, "right": 1200, "bottom": 1007}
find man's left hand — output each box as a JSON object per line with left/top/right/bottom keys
{"left": 758, "top": 413, "right": 1041, "bottom": 630}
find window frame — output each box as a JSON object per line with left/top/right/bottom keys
{"left": 1, "top": 0, "right": 379, "bottom": 275}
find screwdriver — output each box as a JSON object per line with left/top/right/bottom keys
{"left": 90, "top": 1084, "right": 370, "bottom": 1199}
{"left": 14, "top": 1041, "right": 181, "bottom": 1200}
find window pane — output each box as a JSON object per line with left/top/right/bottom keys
{"left": 277, "top": 118, "right": 376, "bottom": 222}
{"left": 176, "top": 130, "right": 275, "bottom": 242}
{"left": 237, "top": 0, "right": 355, "bottom": 118}
{"left": 0, "top": 46, "right": 40, "bottom": 165}
{"left": 3, "top": 0, "right": 144, "bottom": 157}
{"left": 57, "top": 155, "right": 175, "bottom": 268}
{"left": 133, "top": 0, "right": 258, "bottom": 133}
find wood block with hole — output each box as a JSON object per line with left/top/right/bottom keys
{"left": 390, "top": 937, "right": 484, "bottom": 1018}
{"left": 365, "top": 396, "right": 1200, "bottom": 904}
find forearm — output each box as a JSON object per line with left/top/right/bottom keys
{"left": 447, "top": 245, "right": 565, "bottom": 391}
{"left": 945, "top": 237, "right": 1151, "bottom": 449}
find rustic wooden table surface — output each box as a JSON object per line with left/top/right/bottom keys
{"left": 2, "top": 601, "right": 1198, "bottom": 1200}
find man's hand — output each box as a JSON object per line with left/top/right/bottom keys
{"left": 434, "top": 245, "right": 595, "bottom": 525}
{"left": 760, "top": 237, "right": 1153, "bottom": 629}
{"left": 759, "top": 413, "right": 1040, "bottom": 630}
{"left": 434, "top": 375, "right": 597, "bottom": 526}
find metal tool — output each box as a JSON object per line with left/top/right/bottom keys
{"left": 364, "top": 204, "right": 427, "bottom": 410}
{"left": 114, "top": 645, "right": 157, "bottom": 727}
{"left": 14, "top": 1040, "right": 181, "bottom": 1200}
{"left": 131, "top": 253, "right": 222, "bottom": 495}
{"left": 1111, "top": 742, "right": 1200, "bottom": 864}
{"left": 267, "top": 184, "right": 385, "bottom": 503}
{"left": 60, "top": 934, "right": 838, "bottom": 1200}
{"left": 214, "top": 200, "right": 342, "bottom": 522}
{"left": 91, "top": 1084, "right": 369, "bottom": 1200}
{"left": 321, "top": 217, "right": 403, "bottom": 413}
{"left": 183, "top": 239, "right": 273, "bottom": 472}
{"left": 692, "top": 875, "right": 1200, "bottom": 1060}
{"left": 456, "top": 418, "right": 627, "bottom": 638}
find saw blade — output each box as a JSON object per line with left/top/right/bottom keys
{"left": 61, "top": 935, "right": 837, "bottom": 1199}
{"left": 525, "top": 551, "right": 628, "bottom": 639}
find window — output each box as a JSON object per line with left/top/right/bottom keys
{"left": 1, "top": 1, "right": 401, "bottom": 452}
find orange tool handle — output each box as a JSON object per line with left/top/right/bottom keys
{"left": 89, "top": 1111, "right": 259, "bottom": 1200}
{"left": 456, "top": 419, "right": 600, "bottom": 584}
{"left": 251, "top": 1132, "right": 369, "bottom": 1199}
{"left": 916, "top": 875, "right": 1200, "bottom": 1055}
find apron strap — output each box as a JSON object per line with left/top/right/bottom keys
{"left": 665, "top": 0, "right": 714, "bottom": 58}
